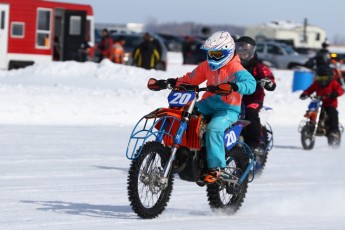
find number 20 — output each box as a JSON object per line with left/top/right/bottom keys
{"left": 225, "top": 131, "right": 237, "bottom": 147}
{"left": 170, "top": 93, "right": 192, "bottom": 105}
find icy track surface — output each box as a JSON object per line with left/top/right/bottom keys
{"left": 1, "top": 125, "right": 344, "bottom": 230}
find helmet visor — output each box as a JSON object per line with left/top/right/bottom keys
{"left": 208, "top": 50, "right": 230, "bottom": 60}
{"left": 236, "top": 42, "right": 256, "bottom": 60}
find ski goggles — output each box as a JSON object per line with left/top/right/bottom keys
{"left": 315, "top": 75, "right": 330, "bottom": 81}
{"left": 208, "top": 50, "right": 230, "bottom": 60}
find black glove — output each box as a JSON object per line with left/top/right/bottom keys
{"left": 299, "top": 93, "right": 308, "bottom": 100}
{"left": 156, "top": 80, "right": 168, "bottom": 89}
{"left": 229, "top": 82, "right": 239, "bottom": 92}
{"left": 259, "top": 78, "right": 275, "bottom": 90}
{"left": 167, "top": 78, "right": 177, "bottom": 87}
{"left": 329, "top": 92, "right": 338, "bottom": 99}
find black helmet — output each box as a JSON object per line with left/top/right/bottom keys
{"left": 315, "top": 65, "right": 333, "bottom": 87}
{"left": 322, "top": 41, "right": 329, "bottom": 49}
{"left": 236, "top": 36, "right": 256, "bottom": 46}
{"left": 235, "top": 36, "right": 256, "bottom": 67}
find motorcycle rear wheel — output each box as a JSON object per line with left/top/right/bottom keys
{"left": 301, "top": 124, "right": 315, "bottom": 150}
{"left": 206, "top": 146, "right": 249, "bottom": 214}
{"left": 127, "top": 141, "right": 173, "bottom": 219}
{"left": 254, "top": 124, "right": 273, "bottom": 175}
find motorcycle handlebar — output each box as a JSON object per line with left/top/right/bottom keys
{"left": 307, "top": 94, "right": 329, "bottom": 100}
{"left": 147, "top": 78, "right": 232, "bottom": 95}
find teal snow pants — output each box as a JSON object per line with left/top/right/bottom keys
{"left": 196, "top": 96, "right": 240, "bottom": 169}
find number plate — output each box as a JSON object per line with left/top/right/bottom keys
{"left": 224, "top": 125, "right": 243, "bottom": 150}
{"left": 168, "top": 91, "right": 196, "bottom": 107}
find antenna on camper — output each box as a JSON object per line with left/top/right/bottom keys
{"left": 303, "top": 18, "right": 308, "bottom": 43}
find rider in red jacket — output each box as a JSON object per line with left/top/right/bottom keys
{"left": 235, "top": 36, "right": 276, "bottom": 155}
{"left": 300, "top": 66, "right": 344, "bottom": 137}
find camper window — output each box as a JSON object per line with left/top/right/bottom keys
{"left": 316, "top": 33, "right": 320, "bottom": 41}
{"left": 11, "top": 22, "right": 25, "bottom": 38}
{"left": 36, "top": 8, "right": 51, "bottom": 48}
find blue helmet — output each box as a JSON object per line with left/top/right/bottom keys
{"left": 201, "top": 31, "right": 235, "bottom": 71}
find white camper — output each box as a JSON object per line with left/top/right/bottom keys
{"left": 245, "top": 20, "right": 327, "bottom": 49}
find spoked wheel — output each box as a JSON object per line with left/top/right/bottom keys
{"left": 301, "top": 123, "right": 315, "bottom": 150}
{"left": 263, "top": 123, "right": 274, "bottom": 151}
{"left": 253, "top": 124, "right": 273, "bottom": 175}
{"left": 127, "top": 141, "right": 173, "bottom": 219}
{"left": 253, "top": 142, "right": 268, "bottom": 176}
{"left": 206, "top": 146, "right": 249, "bottom": 214}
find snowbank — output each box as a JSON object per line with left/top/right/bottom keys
{"left": 0, "top": 52, "right": 344, "bottom": 126}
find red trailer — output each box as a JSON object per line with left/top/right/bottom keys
{"left": 0, "top": 0, "right": 94, "bottom": 70}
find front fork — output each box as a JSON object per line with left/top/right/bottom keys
{"left": 159, "top": 99, "right": 196, "bottom": 187}
{"left": 311, "top": 105, "right": 323, "bottom": 140}
{"left": 140, "top": 146, "right": 178, "bottom": 189}
{"left": 159, "top": 121, "right": 187, "bottom": 187}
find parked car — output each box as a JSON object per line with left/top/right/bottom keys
{"left": 111, "top": 33, "right": 168, "bottom": 71}
{"left": 256, "top": 41, "right": 309, "bottom": 69}
{"left": 157, "top": 33, "right": 184, "bottom": 52}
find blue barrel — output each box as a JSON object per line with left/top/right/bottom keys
{"left": 292, "top": 70, "right": 314, "bottom": 92}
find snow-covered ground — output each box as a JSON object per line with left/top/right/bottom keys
{"left": 1, "top": 52, "right": 345, "bottom": 229}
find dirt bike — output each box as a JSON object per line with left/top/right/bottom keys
{"left": 125, "top": 79, "right": 255, "bottom": 219}
{"left": 298, "top": 95, "right": 343, "bottom": 150}
{"left": 240, "top": 105, "right": 274, "bottom": 175}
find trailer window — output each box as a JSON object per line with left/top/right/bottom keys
{"left": 1, "top": 11, "right": 5, "bottom": 29}
{"left": 69, "top": 16, "right": 81, "bottom": 35}
{"left": 36, "top": 9, "right": 51, "bottom": 48}
{"left": 11, "top": 22, "right": 24, "bottom": 38}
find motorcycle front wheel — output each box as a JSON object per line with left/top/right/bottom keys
{"left": 206, "top": 145, "right": 249, "bottom": 214}
{"left": 301, "top": 123, "right": 315, "bottom": 150}
{"left": 127, "top": 141, "right": 173, "bottom": 219}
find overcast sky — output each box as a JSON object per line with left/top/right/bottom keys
{"left": 56, "top": 0, "right": 344, "bottom": 42}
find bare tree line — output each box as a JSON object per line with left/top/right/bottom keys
{"left": 145, "top": 22, "right": 245, "bottom": 38}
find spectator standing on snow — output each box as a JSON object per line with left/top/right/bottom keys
{"left": 97, "top": 28, "right": 113, "bottom": 62}
{"left": 305, "top": 41, "right": 331, "bottom": 70}
{"left": 132, "top": 33, "right": 160, "bottom": 70}
{"left": 111, "top": 35, "right": 126, "bottom": 64}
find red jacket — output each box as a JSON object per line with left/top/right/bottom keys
{"left": 242, "top": 62, "right": 275, "bottom": 105}
{"left": 98, "top": 36, "right": 113, "bottom": 59}
{"left": 303, "top": 79, "right": 344, "bottom": 108}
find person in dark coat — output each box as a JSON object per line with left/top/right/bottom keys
{"left": 132, "top": 33, "right": 160, "bottom": 70}
{"left": 182, "top": 36, "right": 194, "bottom": 64}
{"left": 305, "top": 41, "right": 331, "bottom": 69}
{"left": 236, "top": 36, "right": 276, "bottom": 155}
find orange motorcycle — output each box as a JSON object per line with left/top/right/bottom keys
{"left": 125, "top": 78, "right": 255, "bottom": 219}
